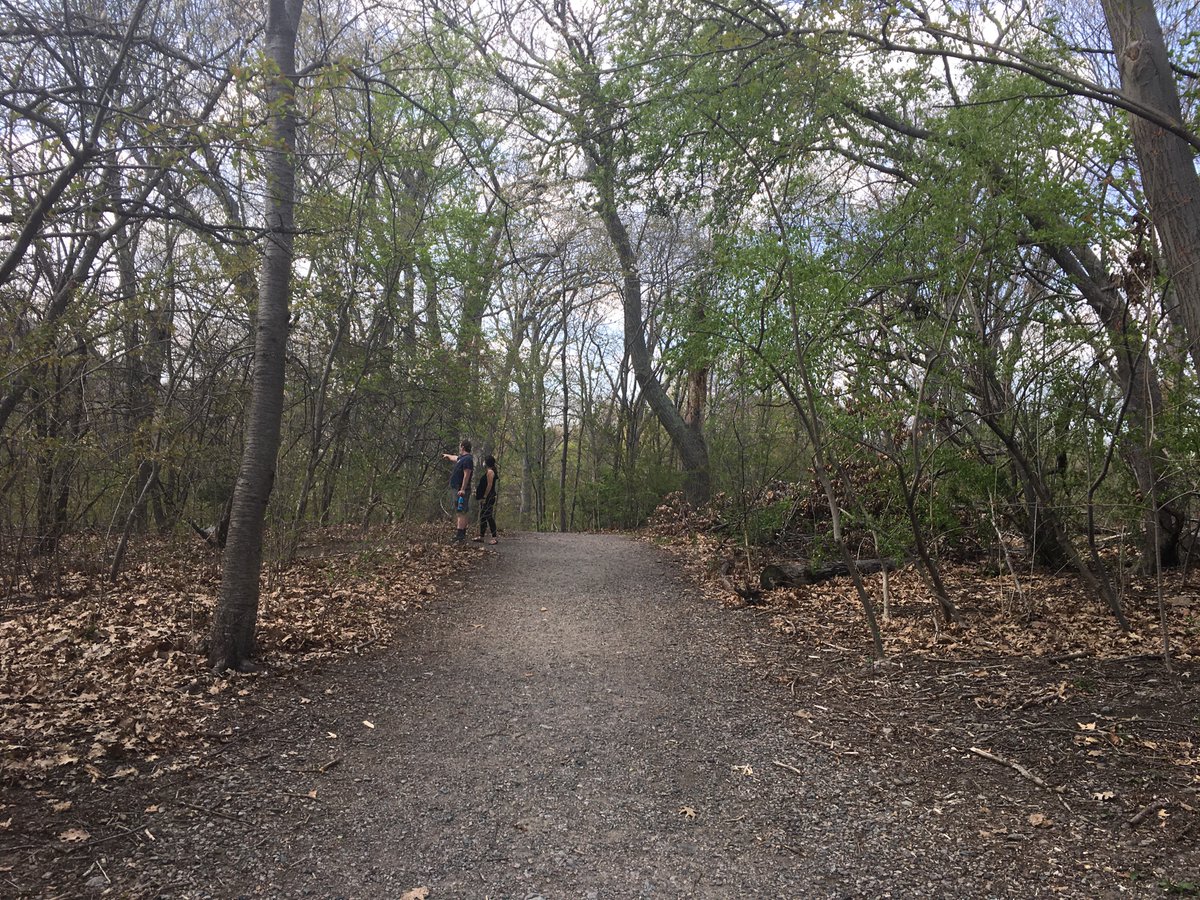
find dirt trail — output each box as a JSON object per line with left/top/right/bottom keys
{"left": 11, "top": 533, "right": 1179, "bottom": 897}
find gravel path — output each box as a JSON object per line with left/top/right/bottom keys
{"left": 45, "top": 533, "right": 1162, "bottom": 897}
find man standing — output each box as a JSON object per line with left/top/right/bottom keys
{"left": 442, "top": 440, "right": 473, "bottom": 543}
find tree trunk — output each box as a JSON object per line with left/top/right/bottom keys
{"left": 1100, "top": 0, "right": 1200, "bottom": 374}
{"left": 587, "top": 157, "right": 711, "bottom": 507}
{"left": 35, "top": 340, "right": 87, "bottom": 556}
{"left": 319, "top": 403, "right": 352, "bottom": 526}
{"left": 761, "top": 558, "right": 899, "bottom": 588}
{"left": 898, "top": 470, "right": 959, "bottom": 621}
{"left": 1039, "top": 240, "right": 1188, "bottom": 568}
{"left": 287, "top": 299, "right": 349, "bottom": 559}
{"left": 209, "top": 0, "right": 304, "bottom": 672}
{"left": 559, "top": 287, "right": 569, "bottom": 533}
{"left": 559, "top": 356, "right": 569, "bottom": 533}
{"left": 419, "top": 255, "right": 441, "bottom": 345}
{"left": 980, "top": 402, "right": 1130, "bottom": 630}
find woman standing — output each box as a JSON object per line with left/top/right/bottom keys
{"left": 473, "top": 456, "right": 499, "bottom": 545}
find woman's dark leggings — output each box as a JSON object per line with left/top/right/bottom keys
{"left": 479, "top": 497, "right": 497, "bottom": 537}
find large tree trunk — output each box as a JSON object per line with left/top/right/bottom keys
{"left": 209, "top": 0, "right": 304, "bottom": 672}
{"left": 287, "top": 299, "right": 350, "bottom": 559}
{"left": 117, "top": 216, "right": 173, "bottom": 535}
{"left": 587, "top": 157, "right": 711, "bottom": 507}
{"left": 418, "top": 256, "right": 441, "bottom": 345}
{"left": 559, "top": 293, "right": 569, "bottom": 533}
{"left": 34, "top": 348, "right": 86, "bottom": 556}
{"left": 683, "top": 297, "right": 711, "bottom": 504}
{"left": 1039, "top": 240, "right": 1188, "bottom": 568}
{"left": 1101, "top": 0, "right": 1200, "bottom": 374}
{"left": 978, "top": 385, "right": 1130, "bottom": 630}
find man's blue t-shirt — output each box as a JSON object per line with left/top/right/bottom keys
{"left": 449, "top": 454, "right": 473, "bottom": 492}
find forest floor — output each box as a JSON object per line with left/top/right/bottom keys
{"left": 0, "top": 527, "right": 1197, "bottom": 897}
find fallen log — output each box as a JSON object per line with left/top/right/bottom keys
{"left": 760, "top": 558, "right": 900, "bottom": 589}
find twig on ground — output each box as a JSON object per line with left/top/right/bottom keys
{"left": 1046, "top": 651, "right": 1089, "bottom": 663}
{"left": 1111, "top": 654, "right": 1165, "bottom": 664}
{"left": 772, "top": 759, "right": 804, "bottom": 776}
{"left": 1127, "top": 798, "right": 1168, "bottom": 828}
{"left": 1014, "top": 690, "right": 1062, "bottom": 711}
{"left": 65, "top": 823, "right": 148, "bottom": 852}
{"left": 968, "top": 746, "right": 1050, "bottom": 790}
{"left": 352, "top": 636, "right": 381, "bottom": 653}
{"left": 175, "top": 800, "right": 258, "bottom": 827}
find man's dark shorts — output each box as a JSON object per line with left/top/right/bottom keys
{"left": 448, "top": 490, "right": 470, "bottom": 513}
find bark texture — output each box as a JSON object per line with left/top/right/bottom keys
{"left": 1101, "top": 0, "right": 1200, "bottom": 374}
{"left": 588, "top": 157, "right": 711, "bottom": 507}
{"left": 209, "top": 0, "right": 304, "bottom": 671}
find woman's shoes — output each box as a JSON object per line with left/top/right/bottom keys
{"left": 471, "top": 536, "right": 483, "bottom": 542}
{"left": 488, "top": 539, "right": 498, "bottom": 545}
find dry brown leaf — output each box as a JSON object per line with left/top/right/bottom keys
{"left": 58, "top": 828, "right": 90, "bottom": 843}
{"left": 399, "top": 887, "right": 429, "bottom": 900}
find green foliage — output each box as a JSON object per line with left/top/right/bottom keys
{"left": 574, "top": 459, "right": 682, "bottom": 530}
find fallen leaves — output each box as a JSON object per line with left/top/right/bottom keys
{"left": 399, "top": 888, "right": 429, "bottom": 900}
{"left": 0, "top": 525, "right": 467, "bottom": 791}
{"left": 58, "top": 828, "right": 90, "bottom": 843}
{"left": 679, "top": 806, "right": 697, "bottom": 819}
{"left": 651, "top": 523, "right": 1200, "bottom": 857}
{"left": 655, "top": 528, "right": 1198, "bottom": 670}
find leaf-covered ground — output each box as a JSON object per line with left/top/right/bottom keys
{"left": 646, "top": 517, "right": 1199, "bottom": 890}
{"left": 0, "top": 526, "right": 461, "bottom": 798}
